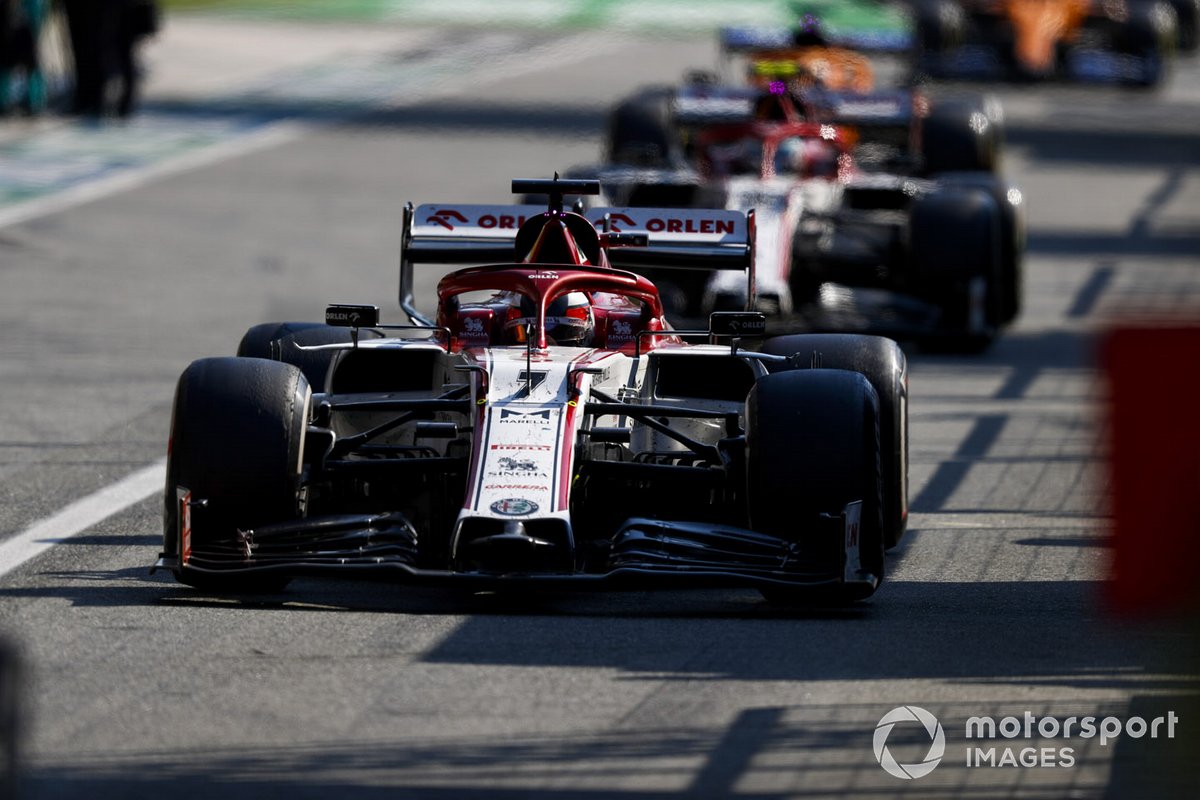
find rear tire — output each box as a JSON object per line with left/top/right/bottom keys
{"left": 935, "top": 173, "right": 1025, "bottom": 325}
{"left": 607, "top": 87, "right": 677, "bottom": 167}
{"left": 1116, "top": 1, "right": 1177, "bottom": 87}
{"left": 922, "top": 93, "right": 1004, "bottom": 175}
{"left": 1170, "top": 0, "right": 1199, "bottom": 50}
{"left": 760, "top": 335, "right": 908, "bottom": 550}
{"left": 164, "top": 357, "right": 310, "bottom": 592}
{"left": 911, "top": 0, "right": 967, "bottom": 78}
{"left": 909, "top": 186, "right": 1003, "bottom": 351}
{"left": 746, "top": 370, "right": 884, "bottom": 603}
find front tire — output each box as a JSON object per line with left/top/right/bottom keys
{"left": 238, "top": 321, "right": 376, "bottom": 391}
{"left": 164, "top": 357, "right": 310, "bottom": 592}
{"left": 760, "top": 335, "right": 908, "bottom": 550}
{"left": 746, "top": 369, "right": 885, "bottom": 603}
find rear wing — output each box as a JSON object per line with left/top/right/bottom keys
{"left": 586, "top": 206, "right": 753, "bottom": 274}
{"left": 398, "top": 203, "right": 757, "bottom": 323}
{"left": 804, "top": 87, "right": 914, "bottom": 128}
{"left": 673, "top": 86, "right": 760, "bottom": 126}
{"left": 720, "top": 24, "right": 913, "bottom": 55}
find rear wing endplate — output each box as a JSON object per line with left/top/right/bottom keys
{"left": 399, "top": 203, "right": 757, "bottom": 323}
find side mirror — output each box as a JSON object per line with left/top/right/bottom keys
{"left": 325, "top": 304, "right": 380, "bottom": 328}
{"left": 708, "top": 311, "right": 767, "bottom": 337}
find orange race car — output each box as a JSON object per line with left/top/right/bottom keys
{"left": 912, "top": 0, "right": 1187, "bottom": 86}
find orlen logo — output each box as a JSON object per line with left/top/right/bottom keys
{"left": 599, "top": 213, "right": 638, "bottom": 232}
{"left": 478, "top": 214, "right": 529, "bottom": 229}
{"left": 645, "top": 217, "right": 735, "bottom": 234}
{"left": 874, "top": 706, "right": 945, "bottom": 779}
{"left": 426, "top": 209, "right": 468, "bottom": 230}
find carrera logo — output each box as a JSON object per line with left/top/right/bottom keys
{"left": 484, "top": 484, "right": 548, "bottom": 492}
{"left": 426, "top": 208, "right": 469, "bottom": 230}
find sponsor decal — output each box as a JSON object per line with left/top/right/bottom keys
{"left": 499, "top": 408, "right": 553, "bottom": 424}
{"left": 599, "top": 212, "right": 637, "bottom": 232}
{"left": 478, "top": 213, "right": 529, "bottom": 229}
{"left": 842, "top": 500, "right": 862, "bottom": 583}
{"left": 833, "top": 99, "right": 903, "bottom": 118}
{"left": 325, "top": 304, "right": 379, "bottom": 327}
{"left": 484, "top": 484, "right": 548, "bottom": 492}
{"left": 490, "top": 498, "right": 539, "bottom": 516}
{"left": 528, "top": 271, "right": 559, "bottom": 281}
{"left": 590, "top": 211, "right": 739, "bottom": 237}
{"left": 497, "top": 456, "right": 539, "bottom": 471}
{"left": 426, "top": 208, "right": 469, "bottom": 230}
{"left": 463, "top": 317, "right": 486, "bottom": 334}
{"left": 178, "top": 488, "right": 192, "bottom": 565}
{"left": 644, "top": 217, "right": 735, "bottom": 234}
{"left": 491, "top": 444, "right": 552, "bottom": 450}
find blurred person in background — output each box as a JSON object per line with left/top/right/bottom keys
{"left": 62, "top": 0, "right": 158, "bottom": 118}
{"left": 0, "top": 0, "right": 48, "bottom": 115}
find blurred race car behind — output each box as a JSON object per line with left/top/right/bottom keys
{"left": 911, "top": 0, "right": 1192, "bottom": 86}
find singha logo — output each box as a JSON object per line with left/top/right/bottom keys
{"left": 498, "top": 457, "right": 538, "bottom": 472}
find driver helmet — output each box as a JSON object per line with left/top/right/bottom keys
{"left": 775, "top": 136, "right": 838, "bottom": 178}
{"left": 503, "top": 291, "right": 595, "bottom": 347}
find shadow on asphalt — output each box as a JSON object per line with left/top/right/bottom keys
{"left": 140, "top": 97, "right": 607, "bottom": 138}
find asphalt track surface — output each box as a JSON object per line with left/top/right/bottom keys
{"left": 1, "top": 16, "right": 1199, "bottom": 800}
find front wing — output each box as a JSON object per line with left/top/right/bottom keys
{"left": 152, "top": 501, "right": 878, "bottom": 598}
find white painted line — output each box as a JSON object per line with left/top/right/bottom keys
{"left": 0, "top": 459, "right": 166, "bottom": 579}
{"left": 0, "top": 122, "right": 302, "bottom": 230}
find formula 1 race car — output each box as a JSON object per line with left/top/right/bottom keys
{"left": 153, "top": 179, "right": 909, "bottom": 604}
{"left": 611, "top": 35, "right": 1003, "bottom": 180}
{"left": 712, "top": 18, "right": 1006, "bottom": 176}
{"left": 911, "top": 0, "right": 1188, "bottom": 86}
{"left": 565, "top": 85, "right": 1023, "bottom": 350}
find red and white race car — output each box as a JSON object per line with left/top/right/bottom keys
{"left": 154, "top": 178, "right": 908, "bottom": 604}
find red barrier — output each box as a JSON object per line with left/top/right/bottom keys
{"left": 1104, "top": 326, "right": 1200, "bottom": 615}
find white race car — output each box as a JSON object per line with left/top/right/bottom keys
{"left": 154, "top": 178, "right": 908, "bottom": 604}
